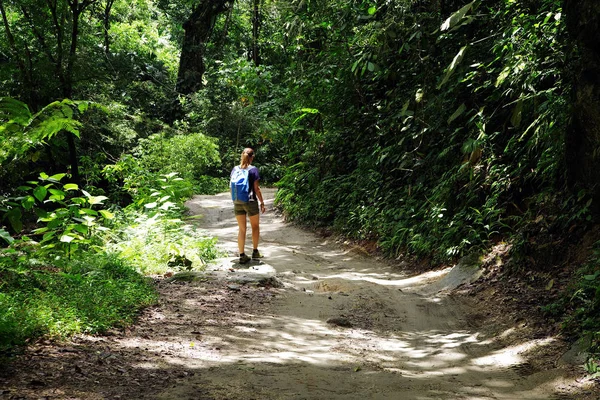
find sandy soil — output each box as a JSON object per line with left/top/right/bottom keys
{"left": 1, "top": 188, "right": 598, "bottom": 399}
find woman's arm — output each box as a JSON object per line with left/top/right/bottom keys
{"left": 253, "top": 180, "right": 266, "bottom": 213}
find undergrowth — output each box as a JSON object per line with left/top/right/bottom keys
{"left": 0, "top": 252, "right": 157, "bottom": 353}
{"left": 542, "top": 241, "right": 600, "bottom": 362}
{"left": 0, "top": 136, "right": 226, "bottom": 353}
{"left": 106, "top": 211, "right": 223, "bottom": 275}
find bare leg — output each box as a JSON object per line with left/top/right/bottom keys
{"left": 236, "top": 214, "right": 247, "bottom": 254}
{"left": 249, "top": 213, "right": 260, "bottom": 250}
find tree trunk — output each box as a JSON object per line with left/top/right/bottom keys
{"left": 564, "top": 0, "right": 600, "bottom": 205}
{"left": 251, "top": 0, "right": 261, "bottom": 66}
{"left": 61, "top": 0, "right": 95, "bottom": 184}
{"left": 103, "top": 0, "right": 114, "bottom": 54}
{"left": 176, "top": 0, "right": 230, "bottom": 94}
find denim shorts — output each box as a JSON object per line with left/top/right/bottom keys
{"left": 233, "top": 201, "right": 259, "bottom": 217}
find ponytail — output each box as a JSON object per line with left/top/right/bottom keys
{"left": 239, "top": 148, "right": 254, "bottom": 169}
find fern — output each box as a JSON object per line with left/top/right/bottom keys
{"left": 0, "top": 98, "right": 104, "bottom": 164}
{"left": 0, "top": 97, "right": 32, "bottom": 125}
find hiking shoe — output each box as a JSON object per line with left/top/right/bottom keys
{"left": 252, "top": 250, "right": 263, "bottom": 260}
{"left": 239, "top": 254, "right": 251, "bottom": 264}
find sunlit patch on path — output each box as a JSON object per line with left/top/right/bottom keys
{"left": 0, "top": 189, "right": 594, "bottom": 400}
{"left": 155, "top": 188, "right": 589, "bottom": 400}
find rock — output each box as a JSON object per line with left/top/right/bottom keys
{"left": 227, "top": 284, "right": 241, "bottom": 291}
{"left": 257, "top": 277, "right": 283, "bottom": 288}
{"left": 558, "top": 335, "right": 592, "bottom": 366}
{"left": 326, "top": 317, "right": 353, "bottom": 328}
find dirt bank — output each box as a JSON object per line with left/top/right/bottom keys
{"left": 1, "top": 189, "right": 598, "bottom": 399}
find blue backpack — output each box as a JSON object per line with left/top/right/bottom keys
{"left": 230, "top": 166, "right": 250, "bottom": 202}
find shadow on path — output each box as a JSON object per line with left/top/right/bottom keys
{"left": 0, "top": 189, "right": 596, "bottom": 400}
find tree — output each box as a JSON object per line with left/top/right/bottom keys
{"left": 564, "top": 0, "right": 600, "bottom": 208}
{"left": 0, "top": 0, "right": 101, "bottom": 183}
{"left": 176, "top": 0, "right": 231, "bottom": 94}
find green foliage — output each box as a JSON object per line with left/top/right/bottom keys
{"left": 0, "top": 252, "right": 157, "bottom": 352}
{"left": 106, "top": 211, "right": 223, "bottom": 275}
{"left": 1, "top": 172, "right": 114, "bottom": 256}
{"left": 0, "top": 164, "right": 224, "bottom": 352}
{"left": 133, "top": 132, "right": 223, "bottom": 186}
{"left": 585, "top": 358, "right": 600, "bottom": 378}
{"left": 100, "top": 132, "right": 226, "bottom": 208}
{"left": 275, "top": 0, "right": 576, "bottom": 263}
{"left": 109, "top": 0, "right": 180, "bottom": 78}
{"left": 1, "top": 0, "right": 597, "bottom": 360}
{"left": 543, "top": 241, "right": 600, "bottom": 361}
{"left": 566, "top": 264, "right": 600, "bottom": 333}
{"left": 0, "top": 0, "right": 237, "bottom": 356}
{"left": 103, "top": 156, "right": 192, "bottom": 209}
{"left": 184, "top": 35, "right": 289, "bottom": 182}
{"left": 0, "top": 98, "right": 102, "bottom": 165}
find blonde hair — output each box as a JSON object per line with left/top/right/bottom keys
{"left": 239, "top": 148, "right": 254, "bottom": 169}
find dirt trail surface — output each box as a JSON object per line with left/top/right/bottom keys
{"left": 1, "top": 188, "right": 598, "bottom": 399}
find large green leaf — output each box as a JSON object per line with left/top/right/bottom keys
{"left": 448, "top": 104, "right": 467, "bottom": 124}
{"left": 80, "top": 208, "right": 99, "bottom": 216}
{"left": 21, "top": 195, "right": 36, "bottom": 210}
{"left": 511, "top": 99, "right": 524, "bottom": 128}
{"left": 35, "top": 208, "right": 49, "bottom": 218}
{"left": 437, "top": 46, "right": 468, "bottom": 89}
{"left": 33, "top": 186, "right": 48, "bottom": 202}
{"left": 88, "top": 195, "right": 109, "bottom": 205}
{"left": 48, "top": 173, "right": 66, "bottom": 182}
{"left": 48, "top": 189, "right": 66, "bottom": 201}
{"left": 60, "top": 234, "right": 75, "bottom": 243}
{"left": 0, "top": 228, "right": 14, "bottom": 244}
{"left": 73, "top": 224, "right": 89, "bottom": 235}
{"left": 0, "top": 98, "right": 31, "bottom": 129}
{"left": 81, "top": 190, "right": 109, "bottom": 205}
{"left": 441, "top": 1, "right": 475, "bottom": 31}
{"left": 6, "top": 208, "right": 22, "bottom": 233}
{"left": 99, "top": 210, "right": 114, "bottom": 219}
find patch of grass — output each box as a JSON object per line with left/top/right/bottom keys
{"left": 0, "top": 252, "right": 157, "bottom": 353}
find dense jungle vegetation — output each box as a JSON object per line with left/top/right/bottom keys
{"left": 1, "top": 0, "right": 600, "bottom": 370}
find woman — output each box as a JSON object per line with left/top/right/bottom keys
{"left": 231, "top": 148, "right": 266, "bottom": 264}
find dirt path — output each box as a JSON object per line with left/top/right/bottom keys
{"left": 1, "top": 189, "right": 596, "bottom": 399}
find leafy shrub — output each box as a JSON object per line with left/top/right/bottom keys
{"left": 103, "top": 156, "right": 194, "bottom": 209}
{"left": 134, "top": 132, "right": 222, "bottom": 185}
{"left": 1, "top": 172, "right": 114, "bottom": 257}
{"left": 562, "top": 258, "right": 600, "bottom": 337}
{"left": 105, "top": 210, "right": 223, "bottom": 275}
{"left": 194, "top": 175, "right": 229, "bottom": 195}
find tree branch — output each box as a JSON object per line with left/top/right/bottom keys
{"left": 21, "top": 6, "right": 57, "bottom": 65}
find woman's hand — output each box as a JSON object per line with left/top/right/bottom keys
{"left": 260, "top": 203, "right": 266, "bottom": 213}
